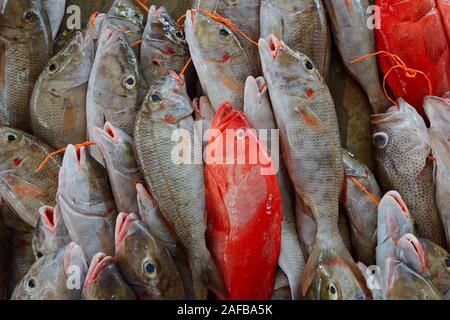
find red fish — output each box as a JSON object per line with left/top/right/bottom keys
{"left": 375, "top": 0, "right": 450, "bottom": 117}
{"left": 204, "top": 102, "right": 282, "bottom": 300}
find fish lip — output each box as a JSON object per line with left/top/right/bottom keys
{"left": 115, "top": 212, "right": 138, "bottom": 249}
{"left": 136, "top": 183, "right": 156, "bottom": 207}
{"left": 385, "top": 191, "right": 410, "bottom": 220}
{"left": 38, "top": 206, "right": 56, "bottom": 232}
{"left": 84, "top": 252, "right": 115, "bottom": 288}
{"left": 63, "top": 242, "right": 86, "bottom": 277}
{"left": 398, "top": 233, "right": 427, "bottom": 273}
{"left": 93, "top": 122, "right": 120, "bottom": 145}
{"left": 64, "top": 144, "right": 85, "bottom": 168}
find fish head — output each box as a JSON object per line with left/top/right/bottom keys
{"left": 93, "top": 122, "right": 137, "bottom": 171}
{"left": 306, "top": 250, "right": 371, "bottom": 300}
{"left": 243, "top": 76, "right": 277, "bottom": 130}
{"left": 184, "top": 9, "right": 244, "bottom": 63}
{"left": 424, "top": 95, "right": 450, "bottom": 137}
{"left": 371, "top": 99, "right": 430, "bottom": 178}
{"left": 83, "top": 253, "right": 116, "bottom": 293}
{"left": 32, "top": 205, "right": 59, "bottom": 258}
{"left": 143, "top": 5, "right": 187, "bottom": 57}
{"left": 377, "top": 191, "right": 413, "bottom": 244}
{"left": 342, "top": 149, "right": 368, "bottom": 178}
{"left": 141, "top": 73, "right": 193, "bottom": 124}
{"left": 396, "top": 233, "right": 428, "bottom": 275}
{"left": 12, "top": 242, "right": 88, "bottom": 300}
{"left": 108, "top": 0, "right": 145, "bottom": 28}
{"left": 115, "top": 212, "right": 184, "bottom": 299}
{"left": 42, "top": 31, "right": 95, "bottom": 92}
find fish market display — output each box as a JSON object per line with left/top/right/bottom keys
{"left": 0, "top": 0, "right": 448, "bottom": 301}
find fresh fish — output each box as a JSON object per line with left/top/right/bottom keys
{"left": 54, "top": 28, "right": 78, "bottom": 53}
{"left": 115, "top": 212, "right": 186, "bottom": 299}
{"left": 424, "top": 95, "right": 450, "bottom": 248}
{"left": 12, "top": 242, "right": 88, "bottom": 300}
{"left": 396, "top": 234, "right": 450, "bottom": 298}
{"left": 357, "top": 262, "right": 383, "bottom": 300}
{"left": 323, "top": 0, "right": 389, "bottom": 114}
{"left": 193, "top": 96, "right": 215, "bottom": 151}
{"left": 193, "top": 0, "right": 261, "bottom": 73}
{"left": 205, "top": 102, "right": 282, "bottom": 300}
{"left": 376, "top": 191, "right": 414, "bottom": 267}
{"left": 260, "top": 0, "right": 331, "bottom": 80}
{"left": 32, "top": 205, "right": 71, "bottom": 259}
{"left": 375, "top": 0, "right": 450, "bottom": 117}
{"left": 134, "top": 73, "right": 223, "bottom": 300}
{"left": 93, "top": 122, "right": 144, "bottom": 214}
{"left": 57, "top": 144, "right": 117, "bottom": 261}
{"left": 259, "top": 36, "right": 370, "bottom": 300}
{"left": 270, "top": 269, "right": 292, "bottom": 300}
{"left": 0, "top": 127, "right": 61, "bottom": 227}
{"left": 0, "top": 0, "right": 53, "bottom": 132}
{"left": 82, "top": 252, "right": 136, "bottom": 300}
{"left": 342, "top": 149, "right": 381, "bottom": 265}
{"left": 141, "top": 5, "right": 191, "bottom": 86}
{"left": 87, "top": 28, "right": 145, "bottom": 163}
{"left": 136, "top": 183, "right": 195, "bottom": 299}
{"left": 184, "top": 9, "right": 256, "bottom": 111}
{"left": 371, "top": 99, "right": 446, "bottom": 247}
{"left": 380, "top": 257, "right": 443, "bottom": 300}
{"left": 437, "top": 0, "right": 450, "bottom": 42}
{"left": 31, "top": 31, "right": 94, "bottom": 150}
{"left": 244, "top": 75, "right": 305, "bottom": 300}
{"left": 42, "top": 0, "right": 66, "bottom": 39}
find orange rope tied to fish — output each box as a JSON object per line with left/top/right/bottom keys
{"left": 348, "top": 176, "right": 380, "bottom": 206}
{"left": 89, "top": 12, "right": 100, "bottom": 29}
{"left": 134, "top": 0, "right": 149, "bottom": 12}
{"left": 35, "top": 142, "right": 97, "bottom": 174}
{"left": 351, "top": 51, "right": 433, "bottom": 109}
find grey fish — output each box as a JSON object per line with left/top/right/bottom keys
{"left": 42, "top": 0, "right": 66, "bottom": 39}
{"left": 0, "top": 127, "right": 61, "bottom": 227}
{"left": 0, "top": 0, "right": 53, "bottom": 132}
{"left": 193, "top": 96, "right": 215, "bottom": 152}
{"left": 371, "top": 99, "right": 446, "bottom": 248}
{"left": 31, "top": 31, "right": 94, "bottom": 150}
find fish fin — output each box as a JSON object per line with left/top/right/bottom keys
{"left": 2, "top": 174, "right": 49, "bottom": 200}
{"left": 206, "top": 256, "right": 227, "bottom": 300}
{"left": 422, "top": 14, "right": 448, "bottom": 63}
{"left": 300, "top": 238, "right": 322, "bottom": 296}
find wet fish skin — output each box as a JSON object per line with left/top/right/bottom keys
{"left": 32, "top": 205, "right": 71, "bottom": 259}
{"left": 193, "top": 96, "right": 215, "bottom": 152}
{"left": 82, "top": 252, "right": 136, "bottom": 300}
{"left": 115, "top": 213, "right": 186, "bottom": 300}
{"left": 424, "top": 95, "right": 450, "bottom": 248}
{"left": 371, "top": 99, "right": 447, "bottom": 248}
{"left": 12, "top": 242, "right": 88, "bottom": 300}
{"left": 93, "top": 122, "right": 144, "bottom": 214}
{"left": 57, "top": 145, "right": 117, "bottom": 262}
{"left": 342, "top": 149, "right": 381, "bottom": 265}
{"left": 244, "top": 75, "right": 305, "bottom": 300}
{"left": 134, "top": 73, "right": 223, "bottom": 300}
{"left": 184, "top": 9, "right": 255, "bottom": 111}
{"left": 323, "top": 0, "right": 389, "bottom": 113}
{"left": 259, "top": 36, "right": 370, "bottom": 300}
{"left": 141, "top": 5, "right": 190, "bottom": 86}
{"left": 31, "top": 31, "right": 94, "bottom": 150}
{"left": 0, "top": 0, "right": 53, "bottom": 132}
{"left": 0, "top": 127, "right": 61, "bottom": 227}
{"left": 381, "top": 257, "right": 443, "bottom": 300}
{"left": 260, "top": 0, "right": 331, "bottom": 80}
{"left": 87, "top": 28, "right": 145, "bottom": 163}
{"left": 42, "top": 0, "right": 66, "bottom": 39}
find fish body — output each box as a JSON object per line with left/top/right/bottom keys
{"left": 205, "top": 102, "right": 282, "bottom": 300}
{"left": 0, "top": 127, "right": 61, "bottom": 227}
{"left": 371, "top": 99, "right": 447, "bottom": 247}
{"left": 134, "top": 74, "right": 222, "bottom": 300}
{"left": 93, "top": 122, "right": 144, "bottom": 214}
{"left": 323, "top": 0, "right": 389, "bottom": 114}
{"left": 32, "top": 205, "right": 71, "bottom": 259}
{"left": 57, "top": 145, "right": 117, "bottom": 261}
{"left": 259, "top": 36, "right": 370, "bottom": 300}
{"left": 184, "top": 9, "right": 256, "bottom": 111}
{"left": 244, "top": 75, "right": 304, "bottom": 300}
{"left": 31, "top": 31, "right": 94, "bottom": 150}
{"left": 260, "top": 0, "right": 330, "bottom": 80}
{"left": 12, "top": 242, "right": 88, "bottom": 300}
{"left": 0, "top": 0, "right": 53, "bottom": 132}
{"left": 342, "top": 149, "right": 381, "bottom": 265}
{"left": 42, "top": 0, "right": 66, "bottom": 39}
{"left": 82, "top": 252, "right": 136, "bottom": 300}
{"left": 375, "top": 0, "right": 450, "bottom": 117}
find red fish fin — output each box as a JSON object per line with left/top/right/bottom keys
{"left": 206, "top": 255, "right": 226, "bottom": 299}
{"left": 6, "top": 175, "right": 49, "bottom": 200}
{"left": 422, "top": 14, "right": 447, "bottom": 63}
{"left": 300, "top": 238, "right": 322, "bottom": 296}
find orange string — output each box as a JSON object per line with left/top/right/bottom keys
{"left": 179, "top": 57, "right": 192, "bottom": 78}
{"left": 132, "top": 39, "right": 142, "bottom": 47}
{"left": 348, "top": 176, "right": 380, "bottom": 206}
{"left": 350, "top": 51, "right": 433, "bottom": 109}
{"left": 35, "top": 142, "right": 97, "bottom": 174}
{"left": 134, "top": 0, "right": 149, "bottom": 12}
{"left": 176, "top": 14, "right": 186, "bottom": 29}
{"left": 428, "top": 155, "right": 436, "bottom": 161}
{"left": 89, "top": 11, "right": 99, "bottom": 29}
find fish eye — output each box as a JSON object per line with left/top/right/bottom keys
{"left": 328, "top": 282, "right": 339, "bottom": 300}
{"left": 124, "top": 75, "right": 136, "bottom": 89}
{"left": 5, "top": 132, "right": 19, "bottom": 143}
{"left": 36, "top": 252, "right": 43, "bottom": 259}
{"left": 372, "top": 132, "right": 389, "bottom": 149}
{"left": 175, "top": 30, "right": 184, "bottom": 38}
{"left": 347, "top": 150, "right": 356, "bottom": 158}
{"left": 303, "top": 59, "right": 315, "bottom": 73}
{"left": 142, "top": 260, "right": 157, "bottom": 278}
{"left": 27, "top": 279, "right": 36, "bottom": 289}
{"left": 22, "top": 10, "right": 35, "bottom": 22}
{"left": 47, "top": 62, "right": 58, "bottom": 74}
{"left": 151, "top": 92, "right": 162, "bottom": 103}
{"left": 219, "top": 28, "right": 230, "bottom": 37}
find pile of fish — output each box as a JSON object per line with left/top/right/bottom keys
{"left": 0, "top": 0, "right": 449, "bottom": 300}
